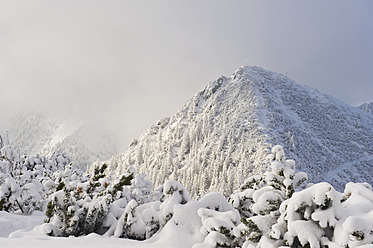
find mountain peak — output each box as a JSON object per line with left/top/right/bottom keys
{"left": 105, "top": 66, "right": 373, "bottom": 197}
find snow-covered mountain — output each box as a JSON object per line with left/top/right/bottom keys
{"left": 4, "top": 113, "right": 118, "bottom": 170}
{"left": 358, "top": 102, "right": 373, "bottom": 114}
{"left": 105, "top": 66, "right": 373, "bottom": 197}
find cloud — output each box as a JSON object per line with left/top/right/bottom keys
{"left": 1, "top": 0, "right": 372, "bottom": 150}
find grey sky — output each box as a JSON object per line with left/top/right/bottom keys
{"left": 1, "top": 0, "right": 372, "bottom": 150}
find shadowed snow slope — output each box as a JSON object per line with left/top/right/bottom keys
{"left": 5, "top": 114, "right": 118, "bottom": 170}
{"left": 105, "top": 66, "right": 373, "bottom": 196}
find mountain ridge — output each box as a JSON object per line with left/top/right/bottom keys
{"left": 358, "top": 102, "right": 373, "bottom": 114}
{"left": 4, "top": 113, "right": 118, "bottom": 170}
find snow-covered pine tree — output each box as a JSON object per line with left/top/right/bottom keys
{"left": 84, "top": 193, "right": 113, "bottom": 234}
{"left": 196, "top": 208, "right": 241, "bottom": 247}
{"left": 160, "top": 180, "right": 191, "bottom": 221}
{"left": 0, "top": 140, "right": 52, "bottom": 214}
{"left": 17, "top": 171, "right": 46, "bottom": 214}
{"left": 114, "top": 199, "right": 146, "bottom": 240}
{"left": 329, "top": 182, "right": 373, "bottom": 248}
{"left": 269, "top": 182, "right": 342, "bottom": 248}
{"left": 229, "top": 145, "right": 307, "bottom": 247}
{"left": 192, "top": 192, "right": 241, "bottom": 248}
{"left": 50, "top": 187, "right": 87, "bottom": 236}
{"left": 47, "top": 163, "right": 109, "bottom": 236}
{"left": 0, "top": 139, "right": 18, "bottom": 212}
{"left": 142, "top": 208, "right": 161, "bottom": 239}
{"left": 109, "top": 178, "right": 192, "bottom": 240}
{"left": 46, "top": 162, "right": 160, "bottom": 238}
{"left": 0, "top": 172, "right": 20, "bottom": 212}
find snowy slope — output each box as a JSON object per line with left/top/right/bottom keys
{"left": 4, "top": 113, "right": 118, "bottom": 170}
{"left": 0, "top": 211, "right": 45, "bottom": 238}
{"left": 358, "top": 102, "right": 373, "bottom": 114}
{"left": 105, "top": 66, "right": 373, "bottom": 196}
{"left": 4, "top": 114, "right": 62, "bottom": 156}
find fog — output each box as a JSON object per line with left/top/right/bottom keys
{"left": 1, "top": 0, "right": 372, "bottom": 150}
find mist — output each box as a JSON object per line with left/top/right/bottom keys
{"left": 1, "top": 0, "right": 372, "bottom": 151}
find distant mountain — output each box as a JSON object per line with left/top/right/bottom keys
{"left": 5, "top": 113, "right": 118, "bottom": 170}
{"left": 358, "top": 102, "right": 373, "bottom": 114}
{"left": 105, "top": 66, "right": 373, "bottom": 197}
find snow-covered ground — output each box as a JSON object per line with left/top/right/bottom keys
{"left": 0, "top": 190, "right": 236, "bottom": 248}
{"left": 0, "top": 210, "right": 191, "bottom": 248}
{"left": 0, "top": 211, "right": 45, "bottom": 238}
{"left": 2, "top": 145, "right": 373, "bottom": 248}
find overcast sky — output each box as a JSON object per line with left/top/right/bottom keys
{"left": 1, "top": 0, "right": 372, "bottom": 150}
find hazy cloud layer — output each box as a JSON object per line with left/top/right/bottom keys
{"left": 1, "top": 0, "right": 372, "bottom": 150}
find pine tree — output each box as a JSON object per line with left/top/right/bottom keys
{"left": 114, "top": 200, "right": 145, "bottom": 240}
{"left": 160, "top": 180, "right": 191, "bottom": 221}
{"left": 197, "top": 208, "right": 241, "bottom": 247}
{"left": 142, "top": 208, "right": 161, "bottom": 239}
{"left": 269, "top": 182, "right": 341, "bottom": 248}
{"left": 229, "top": 145, "right": 307, "bottom": 247}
